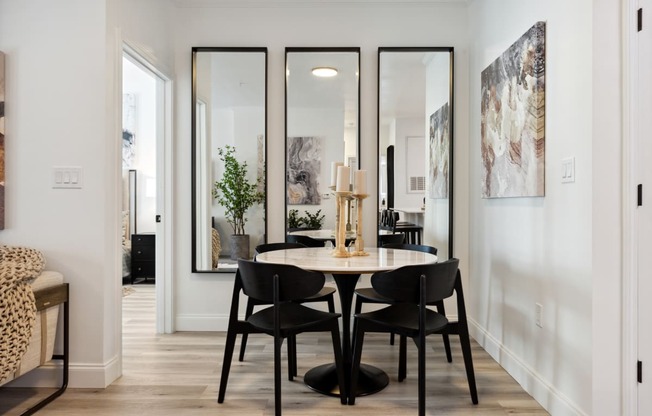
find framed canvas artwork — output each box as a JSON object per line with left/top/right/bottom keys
{"left": 429, "top": 102, "right": 450, "bottom": 199}
{"left": 481, "top": 21, "right": 546, "bottom": 198}
{"left": 287, "top": 136, "right": 322, "bottom": 205}
{"left": 122, "top": 93, "right": 136, "bottom": 168}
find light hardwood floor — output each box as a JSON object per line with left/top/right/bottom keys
{"left": 1, "top": 285, "right": 549, "bottom": 415}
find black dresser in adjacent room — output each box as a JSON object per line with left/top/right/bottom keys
{"left": 131, "top": 233, "right": 155, "bottom": 284}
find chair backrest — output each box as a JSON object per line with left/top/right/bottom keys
{"left": 286, "top": 234, "right": 325, "bottom": 247}
{"left": 381, "top": 242, "right": 437, "bottom": 256}
{"left": 237, "top": 259, "right": 326, "bottom": 303}
{"left": 378, "top": 233, "right": 405, "bottom": 245}
{"left": 254, "top": 242, "right": 306, "bottom": 259}
{"left": 370, "top": 258, "right": 459, "bottom": 304}
{"left": 379, "top": 209, "right": 399, "bottom": 230}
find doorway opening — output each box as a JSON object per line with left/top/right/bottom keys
{"left": 120, "top": 46, "right": 170, "bottom": 334}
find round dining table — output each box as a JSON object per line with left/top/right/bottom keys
{"left": 255, "top": 246, "right": 438, "bottom": 401}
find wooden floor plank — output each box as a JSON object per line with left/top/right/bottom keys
{"left": 0, "top": 285, "right": 549, "bottom": 415}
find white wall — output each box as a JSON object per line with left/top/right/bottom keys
{"left": 172, "top": 2, "right": 470, "bottom": 330}
{"left": 0, "top": 0, "right": 122, "bottom": 388}
{"left": 468, "top": 0, "right": 595, "bottom": 414}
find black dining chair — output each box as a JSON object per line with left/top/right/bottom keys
{"left": 380, "top": 209, "right": 423, "bottom": 244}
{"left": 218, "top": 260, "right": 346, "bottom": 416}
{"left": 286, "top": 234, "right": 326, "bottom": 247}
{"left": 237, "top": 242, "right": 337, "bottom": 374}
{"left": 354, "top": 243, "right": 451, "bottom": 364}
{"left": 349, "top": 259, "right": 478, "bottom": 415}
{"left": 377, "top": 232, "right": 405, "bottom": 246}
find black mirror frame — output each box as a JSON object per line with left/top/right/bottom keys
{"left": 376, "top": 47, "right": 454, "bottom": 258}
{"left": 284, "top": 47, "right": 361, "bottom": 235}
{"left": 191, "top": 47, "right": 268, "bottom": 273}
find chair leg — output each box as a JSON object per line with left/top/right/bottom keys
{"left": 398, "top": 334, "right": 407, "bottom": 382}
{"left": 349, "top": 324, "right": 366, "bottom": 405}
{"left": 327, "top": 295, "right": 336, "bottom": 313}
{"left": 435, "top": 301, "right": 453, "bottom": 363}
{"left": 238, "top": 299, "right": 256, "bottom": 362}
{"left": 442, "top": 333, "right": 453, "bottom": 363}
{"left": 330, "top": 327, "right": 347, "bottom": 405}
{"left": 288, "top": 335, "right": 297, "bottom": 380}
{"left": 218, "top": 328, "right": 238, "bottom": 403}
{"left": 418, "top": 334, "right": 426, "bottom": 416}
{"left": 354, "top": 296, "right": 363, "bottom": 315}
{"left": 390, "top": 332, "right": 395, "bottom": 345}
{"left": 274, "top": 336, "right": 283, "bottom": 416}
{"left": 459, "top": 328, "right": 479, "bottom": 404}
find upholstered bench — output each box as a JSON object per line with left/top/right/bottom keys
{"left": 0, "top": 248, "right": 69, "bottom": 416}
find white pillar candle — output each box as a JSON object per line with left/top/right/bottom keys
{"left": 330, "top": 162, "right": 344, "bottom": 187}
{"left": 336, "top": 165, "right": 350, "bottom": 192}
{"left": 354, "top": 169, "right": 367, "bottom": 195}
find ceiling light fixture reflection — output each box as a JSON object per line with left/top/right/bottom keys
{"left": 311, "top": 67, "right": 338, "bottom": 77}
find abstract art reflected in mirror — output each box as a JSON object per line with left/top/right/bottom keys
{"left": 285, "top": 47, "right": 360, "bottom": 238}
{"left": 192, "top": 47, "right": 267, "bottom": 272}
{"left": 378, "top": 47, "right": 454, "bottom": 259}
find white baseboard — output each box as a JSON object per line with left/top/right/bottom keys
{"left": 469, "top": 319, "right": 586, "bottom": 416}
{"left": 4, "top": 355, "right": 122, "bottom": 389}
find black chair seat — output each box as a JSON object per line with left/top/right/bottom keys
{"left": 305, "top": 286, "right": 336, "bottom": 301}
{"left": 354, "top": 287, "right": 392, "bottom": 304}
{"left": 378, "top": 233, "right": 405, "bottom": 245}
{"left": 355, "top": 303, "right": 449, "bottom": 335}
{"left": 249, "top": 302, "right": 341, "bottom": 334}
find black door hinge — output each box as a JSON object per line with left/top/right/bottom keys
{"left": 639, "top": 8, "right": 643, "bottom": 32}
{"left": 639, "top": 184, "right": 643, "bottom": 207}
{"left": 639, "top": 360, "right": 643, "bottom": 383}
{"left": 156, "top": 215, "right": 161, "bottom": 223}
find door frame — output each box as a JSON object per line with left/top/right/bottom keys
{"left": 624, "top": 0, "right": 641, "bottom": 414}
{"left": 122, "top": 42, "right": 175, "bottom": 334}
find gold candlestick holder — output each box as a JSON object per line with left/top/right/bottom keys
{"left": 351, "top": 193, "right": 369, "bottom": 256}
{"left": 333, "top": 190, "right": 352, "bottom": 258}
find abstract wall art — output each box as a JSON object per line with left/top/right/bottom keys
{"left": 122, "top": 93, "right": 136, "bottom": 168}
{"left": 287, "top": 136, "right": 322, "bottom": 205}
{"left": 429, "top": 102, "right": 450, "bottom": 199}
{"left": 0, "top": 51, "right": 5, "bottom": 229}
{"left": 481, "top": 21, "right": 546, "bottom": 198}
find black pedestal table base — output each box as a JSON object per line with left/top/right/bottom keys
{"left": 305, "top": 363, "right": 389, "bottom": 397}
{"left": 302, "top": 272, "right": 389, "bottom": 402}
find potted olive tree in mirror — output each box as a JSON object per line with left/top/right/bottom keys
{"left": 212, "top": 145, "right": 264, "bottom": 260}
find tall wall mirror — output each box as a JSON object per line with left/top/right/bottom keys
{"left": 378, "top": 47, "right": 454, "bottom": 259}
{"left": 285, "top": 47, "right": 360, "bottom": 241}
{"left": 192, "top": 47, "right": 267, "bottom": 272}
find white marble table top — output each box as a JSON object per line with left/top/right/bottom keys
{"left": 255, "top": 247, "right": 438, "bottom": 274}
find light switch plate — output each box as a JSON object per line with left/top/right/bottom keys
{"left": 561, "top": 157, "right": 575, "bottom": 183}
{"left": 53, "top": 166, "right": 83, "bottom": 189}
